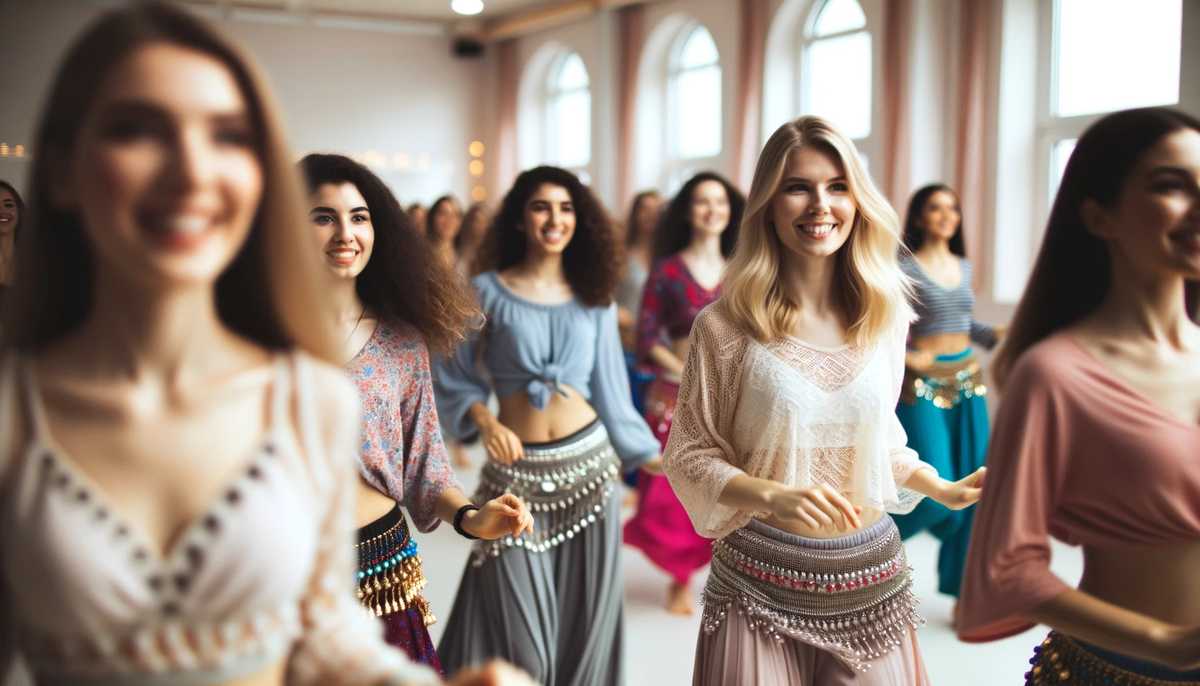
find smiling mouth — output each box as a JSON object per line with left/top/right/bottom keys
{"left": 139, "top": 212, "right": 216, "bottom": 250}
{"left": 541, "top": 227, "right": 566, "bottom": 243}
{"left": 1170, "top": 228, "right": 1200, "bottom": 251}
{"left": 326, "top": 248, "right": 358, "bottom": 264}
{"left": 797, "top": 222, "right": 837, "bottom": 239}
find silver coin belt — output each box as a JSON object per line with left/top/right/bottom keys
{"left": 469, "top": 424, "right": 620, "bottom": 566}
{"left": 701, "top": 522, "right": 924, "bottom": 672}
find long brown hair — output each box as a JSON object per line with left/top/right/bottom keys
{"left": 300, "top": 154, "right": 477, "bottom": 355}
{"left": 993, "top": 107, "right": 1200, "bottom": 387}
{"left": 473, "top": 166, "right": 620, "bottom": 307}
{"left": 2, "top": 2, "right": 336, "bottom": 360}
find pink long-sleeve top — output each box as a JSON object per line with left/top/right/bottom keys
{"left": 345, "top": 319, "right": 461, "bottom": 533}
{"left": 662, "top": 305, "right": 934, "bottom": 541}
{"left": 957, "top": 335, "right": 1200, "bottom": 643}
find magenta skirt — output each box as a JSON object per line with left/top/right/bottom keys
{"left": 623, "top": 378, "right": 713, "bottom": 584}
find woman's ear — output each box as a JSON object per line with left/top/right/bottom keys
{"left": 1079, "top": 198, "right": 1115, "bottom": 239}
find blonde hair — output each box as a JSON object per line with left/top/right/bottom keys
{"left": 721, "top": 116, "right": 912, "bottom": 347}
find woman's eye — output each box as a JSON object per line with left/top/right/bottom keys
{"left": 352, "top": 214, "right": 370, "bottom": 224}
{"left": 311, "top": 215, "right": 333, "bottom": 226}
{"left": 830, "top": 182, "right": 849, "bottom": 192}
{"left": 214, "top": 127, "right": 253, "bottom": 147}
{"left": 103, "top": 119, "right": 161, "bottom": 141}
{"left": 785, "top": 184, "right": 808, "bottom": 193}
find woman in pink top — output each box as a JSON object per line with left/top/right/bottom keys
{"left": 299, "top": 153, "right": 533, "bottom": 672}
{"left": 663, "top": 117, "right": 985, "bottom": 685}
{"left": 957, "top": 107, "right": 1200, "bottom": 684}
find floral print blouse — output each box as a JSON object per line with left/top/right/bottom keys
{"left": 346, "top": 318, "right": 461, "bottom": 532}
{"left": 636, "top": 253, "right": 722, "bottom": 366}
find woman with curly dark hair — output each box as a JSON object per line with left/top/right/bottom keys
{"left": 299, "top": 153, "right": 533, "bottom": 673}
{"left": 434, "top": 165, "right": 661, "bottom": 685}
{"left": 624, "top": 171, "right": 744, "bottom": 615}
{"left": 425, "top": 194, "right": 464, "bottom": 270}
{"left": 0, "top": 180, "right": 22, "bottom": 292}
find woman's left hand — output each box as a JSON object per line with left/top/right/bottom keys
{"left": 462, "top": 493, "right": 535, "bottom": 540}
{"left": 934, "top": 467, "right": 986, "bottom": 510}
{"left": 639, "top": 456, "right": 664, "bottom": 475}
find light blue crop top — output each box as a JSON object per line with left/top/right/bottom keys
{"left": 433, "top": 271, "right": 659, "bottom": 469}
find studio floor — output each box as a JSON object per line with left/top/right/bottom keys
{"left": 421, "top": 447, "right": 1085, "bottom": 686}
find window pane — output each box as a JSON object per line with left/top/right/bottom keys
{"left": 678, "top": 26, "right": 718, "bottom": 69}
{"left": 1049, "top": 138, "right": 1076, "bottom": 200}
{"left": 553, "top": 90, "right": 591, "bottom": 167}
{"left": 1054, "top": 0, "right": 1180, "bottom": 117}
{"left": 812, "top": 0, "right": 866, "bottom": 37}
{"left": 555, "top": 52, "right": 589, "bottom": 91}
{"left": 674, "top": 65, "right": 722, "bottom": 159}
{"left": 804, "top": 31, "right": 871, "bottom": 139}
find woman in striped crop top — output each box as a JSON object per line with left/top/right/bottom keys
{"left": 889, "top": 184, "right": 1002, "bottom": 605}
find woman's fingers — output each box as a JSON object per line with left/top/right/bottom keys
{"left": 801, "top": 500, "right": 835, "bottom": 528}
{"left": 822, "top": 485, "right": 862, "bottom": 529}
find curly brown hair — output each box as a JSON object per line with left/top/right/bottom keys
{"left": 473, "top": 166, "right": 621, "bottom": 307}
{"left": 300, "top": 154, "right": 478, "bottom": 356}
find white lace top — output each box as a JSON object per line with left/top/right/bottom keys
{"left": 663, "top": 305, "right": 933, "bottom": 540}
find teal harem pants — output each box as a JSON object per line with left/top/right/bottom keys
{"left": 890, "top": 348, "right": 989, "bottom": 597}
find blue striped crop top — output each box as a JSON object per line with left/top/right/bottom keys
{"left": 900, "top": 254, "right": 998, "bottom": 350}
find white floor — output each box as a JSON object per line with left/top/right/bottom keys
{"left": 422, "top": 446, "right": 1085, "bottom": 686}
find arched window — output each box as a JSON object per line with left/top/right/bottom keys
{"left": 670, "top": 25, "right": 721, "bottom": 163}
{"left": 801, "top": 0, "right": 873, "bottom": 149}
{"left": 545, "top": 52, "right": 591, "bottom": 173}
{"left": 1041, "top": 0, "right": 1182, "bottom": 199}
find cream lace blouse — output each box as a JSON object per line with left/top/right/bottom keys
{"left": 663, "top": 305, "right": 933, "bottom": 540}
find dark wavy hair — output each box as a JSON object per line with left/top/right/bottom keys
{"left": 653, "top": 171, "right": 745, "bottom": 260}
{"left": 625, "top": 190, "right": 660, "bottom": 247}
{"left": 994, "top": 107, "right": 1200, "bottom": 387}
{"left": 2, "top": 1, "right": 336, "bottom": 359}
{"left": 300, "top": 154, "right": 477, "bottom": 355}
{"left": 902, "top": 183, "right": 966, "bottom": 257}
{"left": 473, "top": 166, "right": 620, "bottom": 306}
{"left": 425, "top": 194, "right": 463, "bottom": 248}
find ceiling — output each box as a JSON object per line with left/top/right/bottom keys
{"left": 219, "top": 0, "right": 557, "bottom": 22}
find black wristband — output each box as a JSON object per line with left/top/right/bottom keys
{"left": 453, "top": 503, "right": 481, "bottom": 540}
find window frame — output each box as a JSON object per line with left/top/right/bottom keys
{"left": 543, "top": 50, "right": 592, "bottom": 179}
{"left": 662, "top": 21, "right": 723, "bottom": 192}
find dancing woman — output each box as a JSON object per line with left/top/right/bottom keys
{"left": 299, "top": 154, "right": 533, "bottom": 672}
{"left": 0, "top": 181, "right": 22, "bottom": 293}
{"left": 664, "top": 117, "right": 984, "bottom": 685}
{"left": 434, "top": 166, "right": 660, "bottom": 686}
{"left": 958, "top": 107, "right": 1200, "bottom": 684}
{"left": 623, "top": 172, "right": 744, "bottom": 615}
{"left": 890, "top": 183, "right": 1000, "bottom": 599}
{"left": 0, "top": 5, "right": 530, "bottom": 685}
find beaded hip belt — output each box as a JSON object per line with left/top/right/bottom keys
{"left": 470, "top": 420, "right": 620, "bottom": 565}
{"left": 900, "top": 352, "right": 987, "bottom": 408}
{"left": 702, "top": 517, "right": 923, "bottom": 672}
{"left": 355, "top": 505, "right": 434, "bottom": 626}
{"left": 1027, "top": 632, "right": 1200, "bottom": 685}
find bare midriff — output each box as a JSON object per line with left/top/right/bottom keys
{"left": 497, "top": 384, "right": 598, "bottom": 444}
{"left": 354, "top": 480, "right": 397, "bottom": 529}
{"left": 215, "top": 660, "right": 285, "bottom": 686}
{"left": 910, "top": 332, "right": 972, "bottom": 357}
{"left": 762, "top": 507, "right": 886, "bottom": 539}
{"left": 1079, "top": 542, "right": 1200, "bottom": 625}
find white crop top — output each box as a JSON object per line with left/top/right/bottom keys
{"left": 663, "top": 305, "right": 933, "bottom": 540}
{"left": 0, "top": 353, "right": 439, "bottom": 686}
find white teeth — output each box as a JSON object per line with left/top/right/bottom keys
{"left": 543, "top": 229, "right": 564, "bottom": 242}
{"left": 159, "top": 215, "right": 208, "bottom": 235}
{"left": 798, "top": 223, "right": 835, "bottom": 237}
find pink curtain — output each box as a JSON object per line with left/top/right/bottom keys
{"left": 732, "top": 0, "right": 770, "bottom": 190}
{"left": 953, "top": 0, "right": 999, "bottom": 289}
{"left": 492, "top": 38, "right": 520, "bottom": 200}
{"left": 616, "top": 5, "right": 646, "bottom": 207}
{"left": 880, "top": 0, "right": 913, "bottom": 213}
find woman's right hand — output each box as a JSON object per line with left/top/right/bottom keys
{"left": 480, "top": 420, "right": 524, "bottom": 465}
{"left": 767, "top": 483, "right": 863, "bottom": 532}
{"left": 445, "top": 660, "right": 537, "bottom": 686}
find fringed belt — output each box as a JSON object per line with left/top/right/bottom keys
{"left": 355, "top": 505, "right": 434, "bottom": 626}
{"left": 470, "top": 419, "right": 619, "bottom": 565}
{"left": 900, "top": 349, "right": 987, "bottom": 408}
{"left": 1027, "top": 632, "right": 1200, "bottom": 685}
{"left": 702, "top": 516, "right": 923, "bottom": 672}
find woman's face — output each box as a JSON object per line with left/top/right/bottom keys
{"left": 634, "top": 194, "right": 662, "bottom": 238}
{"left": 920, "top": 190, "right": 960, "bottom": 243}
{"left": 431, "top": 199, "right": 462, "bottom": 243}
{"left": 1087, "top": 128, "right": 1200, "bottom": 281}
{"left": 0, "top": 189, "right": 19, "bottom": 234}
{"left": 771, "top": 145, "right": 858, "bottom": 262}
{"left": 59, "top": 42, "right": 262, "bottom": 290}
{"left": 309, "top": 182, "right": 375, "bottom": 280}
{"left": 688, "top": 180, "right": 731, "bottom": 239}
{"left": 522, "top": 183, "right": 576, "bottom": 258}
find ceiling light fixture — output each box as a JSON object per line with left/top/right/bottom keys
{"left": 451, "top": 0, "right": 484, "bottom": 16}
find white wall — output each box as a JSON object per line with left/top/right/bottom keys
{"left": 0, "top": 0, "right": 488, "bottom": 207}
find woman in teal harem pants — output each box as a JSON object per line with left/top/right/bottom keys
{"left": 893, "top": 184, "right": 1001, "bottom": 598}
